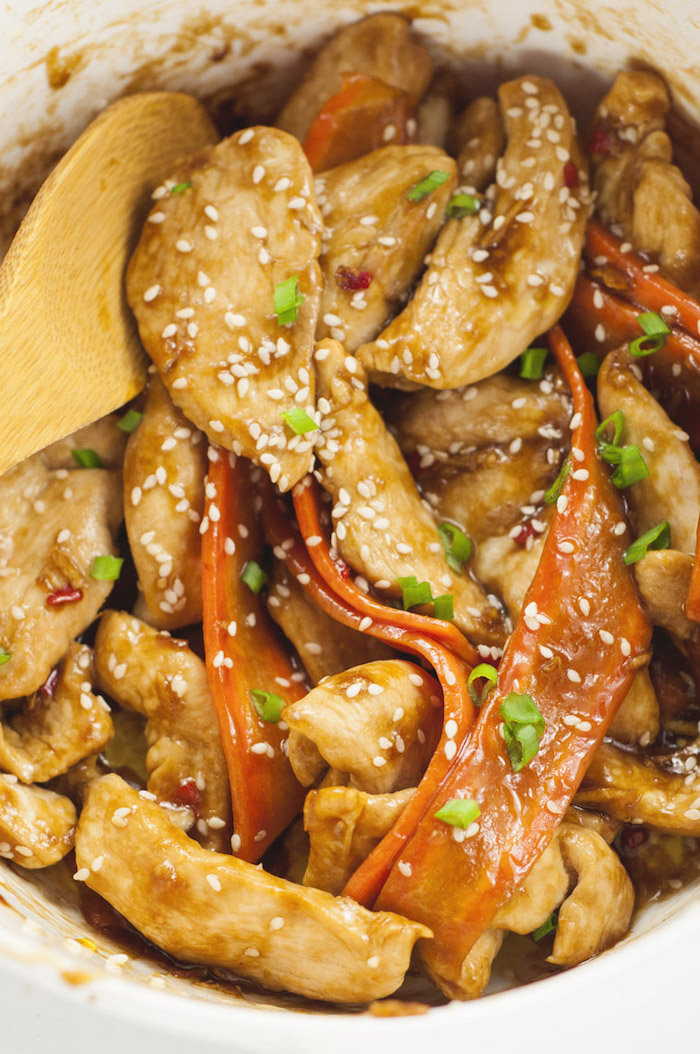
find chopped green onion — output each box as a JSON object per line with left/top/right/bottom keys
{"left": 90, "top": 555, "right": 123, "bottom": 581}
{"left": 544, "top": 458, "right": 570, "bottom": 505}
{"left": 281, "top": 408, "right": 318, "bottom": 435}
{"left": 434, "top": 797, "right": 481, "bottom": 829}
{"left": 0, "top": 648, "right": 11, "bottom": 666}
{"left": 468, "top": 663, "right": 498, "bottom": 707}
{"left": 433, "top": 593, "right": 454, "bottom": 621}
{"left": 520, "top": 347, "right": 548, "bottom": 380}
{"left": 595, "top": 409, "right": 626, "bottom": 448}
{"left": 397, "top": 576, "right": 433, "bottom": 609}
{"left": 445, "top": 192, "right": 480, "bottom": 218}
{"left": 630, "top": 334, "right": 666, "bottom": 357}
{"left": 407, "top": 170, "right": 450, "bottom": 202}
{"left": 240, "top": 560, "right": 268, "bottom": 594}
{"left": 533, "top": 912, "right": 558, "bottom": 942}
{"left": 438, "top": 522, "right": 472, "bottom": 573}
{"left": 274, "top": 275, "right": 305, "bottom": 325}
{"left": 576, "top": 352, "right": 600, "bottom": 379}
{"left": 71, "top": 449, "right": 103, "bottom": 469}
{"left": 118, "top": 409, "right": 143, "bottom": 434}
{"left": 610, "top": 445, "right": 649, "bottom": 488}
{"left": 249, "top": 689, "right": 286, "bottom": 723}
{"left": 623, "top": 521, "right": 671, "bottom": 565}
{"left": 170, "top": 181, "right": 192, "bottom": 194}
{"left": 500, "top": 692, "right": 545, "bottom": 772}
{"left": 630, "top": 314, "right": 669, "bottom": 357}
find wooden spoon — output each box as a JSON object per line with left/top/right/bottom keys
{"left": 0, "top": 91, "right": 218, "bottom": 476}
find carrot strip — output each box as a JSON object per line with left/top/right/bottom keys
{"left": 201, "top": 452, "right": 306, "bottom": 862}
{"left": 688, "top": 521, "right": 700, "bottom": 623}
{"left": 347, "top": 328, "right": 651, "bottom": 986}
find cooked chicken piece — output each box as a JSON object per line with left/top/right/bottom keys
{"left": 635, "top": 549, "right": 695, "bottom": 640}
{"left": 0, "top": 453, "right": 122, "bottom": 701}
{"left": 41, "top": 414, "right": 128, "bottom": 470}
{"left": 449, "top": 96, "right": 505, "bottom": 190}
{"left": 124, "top": 377, "right": 206, "bottom": 630}
{"left": 315, "top": 146, "right": 457, "bottom": 352}
{"left": 423, "top": 443, "right": 558, "bottom": 544}
{"left": 304, "top": 785, "right": 414, "bottom": 893}
{"left": 472, "top": 523, "right": 550, "bottom": 623}
{"left": 357, "top": 77, "right": 590, "bottom": 389}
{"left": 283, "top": 660, "right": 441, "bottom": 793}
{"left": 590, "top": 71, "right": 700, "bottom": 298}
{"left": 313, "top": 340, "right": 505, "bottom": 645}
{"left": 0, "top": 644, "right": 112, "bottom": 783}
{"left": 76, "top": 774, "right": 430, "bottom": 1002}
{"left": 0, "top": 774, "right": 76, "bottom": 869}
{"left": 266, "top": 560, "right": 394, "bottom": 684}
{"left": 415, "top": 87, "right": 454, "bottom": 149}
{"left": 391, "top": 371, "right": 571, "bottom": 457}
{"left": 276, "top": 13, "right": 433, "bottom": 140}
{"left": 577, "top": 740, "right": 700, "bottom": 834}
{"left": 127, "top": 128, "right": 323, "bottom": 492}
{"left": 607, "top": 666, "right": 659, "bottom": 747}
{"left": 561, "top": 805, "right": 621, "bottom": 844}
{"left": 94, "top": 611, "right": 230, "bottom": 852}
{"left": 597, "top": 347, "right": 700, "bottom": 553}
{"left": 423, "top": 821, "right": 633, "bottom": 998}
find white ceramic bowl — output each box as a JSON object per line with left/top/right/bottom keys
{"left": 2, "top": 1, "right": 700, "bottom": 1050}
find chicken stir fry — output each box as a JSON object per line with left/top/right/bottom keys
{"left": 4, "top": 17, "right": 700, "bottom": 1009}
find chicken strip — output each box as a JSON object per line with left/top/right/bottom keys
{"left": 597, "top": 347, "right": 700, "bottom": 553}
{"left": 41, "top": 414, "right": 128, "bottom": 470}
{"left": 590, "top": 71, "right": 700, "bottom": 299}
{"left": 75, "top": 774, "right": 430, "bottom": 1002}
{"left": 94, "top": 611, "right": 230, "bottom": 852}
{"left": 313, "top": 339, "right": 505, "bottom": 646}
{"left": 124, "top": 376, "right": 206, "bottom": 629}
{"left": 315, "top": 145, "right": 456, "bottom": 352}
{"left": 0, "top": 775, "right": 76, "bottom": 869}
{"left": 0, "top": 644, "right": 112, "bottom": 783}
{"left": 127, "top": 127, "right": 323, "bottom": 492}
{"left": 276, "top": 13, "right": 433, "bottom": 141}
{"left": 266, "top": 560, "right": 394, "bottom": 684}
{"left": 634, "top": 549, "right": 695, "bottom": 640}
{"left": 0, "top": 452, "right": 122, "bottom": 701}
{"left": 304, "top": 785, "right": 414, "bottom": 894}
{"left": 357, "top": 77, "right": 590, "bottom": 388}
{"left": 283, "top": 660, "right": 441, "bottom": 793}
{"left": 449, "top": 96, "right": 505, "bottom": 191}
{"left": 607, "top": 667, "right": 659, "bottom": 747}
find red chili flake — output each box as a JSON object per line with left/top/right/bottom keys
{"left": 620, "top": 825, "right": 649, "bottom": 852}
{"left": 335, "top": 266, "right": 373, "bottom": 292}
{"left": 46, "top": 585, "right": 83, "bottom": 607}
{"left": 39, "top": 667, "right": 60, "bottom": 698}
{"left": 563, "top": 161, "right": 579, "bottom": 188}
{"left": 172, "top": 777, "right": 201, "bottom": 811}
{"left": 512, "top": 520, "right": 538, "bottom": 549}
{"left": 336, "top": 560, "right": 351, "bottom": 581}
{"left": 588, "top": 128, "right": 613, "bottom": 155}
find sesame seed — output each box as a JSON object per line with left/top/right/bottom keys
{"left": 73, "top": 868, "right": 90, "bottom": 882}
{"left": 270, "top": 916, "right": 285, "bottom": 930}
{"left": 245, "top": 948, "right": 260, "bottom": 958}
{"left": 599, "top": 629, "right": 614, "bottom": 645}
{"left": 206, "top": 874, "right": 222, "bottom": 892}
{"left": 162, "top": 324, "right": 177, "bottom": 339}
{"left": 567, "top": 669, "right": 581, "bottom": 683}
{"left": 176, "top": 239, "right": 193, "bottom": 253}
{"left": 251, "top": 226, "right": 267, "bottom": 239}
{"left": 143, "top": 284, "right": 161, "bottom": 302}
{"left": 373, "top": 756, "right": 387, "bottom": 768}
{"left": 620, "top": 638, "right": 631, "bottom": 657}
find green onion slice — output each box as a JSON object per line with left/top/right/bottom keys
{"left": 434, "top": 797, "right": 481, "bottom": 829}
{"left": 468, "top": 663, "right": 498, "bottom": 707}
{"left": 118, "top": 409, "right": 143, "bottom": 434}
{"left": 0, "top": 648, "right": 11, "bottom": 666}
{"left": 407, "top": 170, "right": 450, "bottom": 202}
{"left": 544, "top": 458, "right": 570, "bottom": 505}
{"left": 533, "top": 912, "right": 558, "bottom": 942}
{"left": 611, "top": 445, "right": 650, "bottom": 488}
{"left": 623, "top": 521, "right": 671, "bottom": 565}
{"left": 170, "top": 181, "right": 192, "bottom": 194}
{"left": 595, "top": 409, "right": 626, "bottom": 448}
{"left": 520, "top": 347, "right": 548, "bottom": 380}
{"left": 397, "top": 576, "right": 433, "bottom": 609}
{"left": 274, "top": 276, "right": 305, "bottom": 325}
{"left": 630, "top": 313, "right": 669, "bottom": 357}
{"left": 576, "top": 352, "right": 600, "bottom": 378}
{"left": 90, "top": 555, "right": 123, "bottom": 581}
{"left": 433, "top": 593, "right": 454, "bottom": 621}
{"left": 240, "top": 560, "right": 268, "bottom": 594}
{"left": 71, "top": 449, "right": 103, "bottom": 469}
{"left": 445, "top": 192, "right": 481, "bottom": 218}
{"left": 500, "top": 692, "right": 545, "bottom": 772}
{"left": 630, "top": 334, "right": 666, "bottom": 357}
{"left": 438, "top": 522, "right": 472, "bottom": 573}
{"left": 281, "top": 408, "right": 318, "bottom": 435}
{"left": 249, "top": 689, "right": 286, "bottom": 723}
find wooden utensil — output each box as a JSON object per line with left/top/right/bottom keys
{"left": 0, "top": 91, "right": 218, "bottom": 476}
